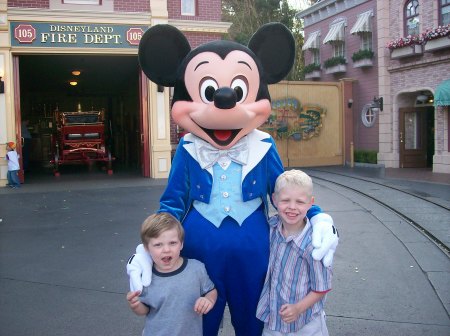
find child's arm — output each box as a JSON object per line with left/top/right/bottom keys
{"left": 194, "top": 288, "right": 217, "bottom": 315}
{"left": 279, "top": 291, "right": 326, "bottom": 324}
{"left": 126, "top": 290, "right": 149, "bottom": 316}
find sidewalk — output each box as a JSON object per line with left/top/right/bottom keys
{"left": 0, "top": 166, "right": 449, "bottom": 336}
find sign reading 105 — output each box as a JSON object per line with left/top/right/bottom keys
{"left": 126, "top": 28, "right": 144, "bottom": 46}
{"left": 14, "top": 24, "right": 37, "bottom": 43}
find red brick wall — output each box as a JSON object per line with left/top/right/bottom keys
{"left": 8, "top": 0, "right": 49, "bottom": 8}
{"left": 167, "top": 0, "right": 222, "bottom": 21}
{"left": 185, "top": 32, "right": 222, "bottom": 48}
{"left": 303, "top": 0, "right": 379, "bottom": 151}
{"left": 114, "top": 0, "right": 150, "bottom": 12}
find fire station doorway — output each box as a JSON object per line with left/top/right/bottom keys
{"left": 15, "top": 54, "right": 148, "bottom": 179}
{"left": 399, "top": 106, "right": 435, "bottom": 168}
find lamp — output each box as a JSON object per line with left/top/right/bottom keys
{"left": 415, "top": 93, "right": 434, "bottom": 105}
{"left": 416, "top": 94, "right": 428, "bottom": 103}
{"left": 0, "top": 77, "right": 4, "bottom": 94}
{"left": 372, "top": 96, "right": 383, "bottom": 111}
{"left": 69, "top": 80, "right": 78, "bottom": 86}
{"left": 347, "top": 98, "right": 353, "bottom": 108}
{"left": 72, "top": 70, "right": 81, "bottom": 76}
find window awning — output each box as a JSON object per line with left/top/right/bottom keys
{"left": 323, "top": 21, "right": 345, "bottom": 44}
{"left": 302, "top": 31, "right": 320, "bottom": 50}
{"left": 434, "top": 79, "right": 450, "bottom": 106}
{"left": 350, "top": 11, "right": 372, "bottom": 34}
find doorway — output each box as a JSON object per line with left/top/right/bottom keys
{"left": 15, "top": 54, "right": 144, "bottom": 179}
{"left": 399, "top": 106, "right": 434, "bottom": 168}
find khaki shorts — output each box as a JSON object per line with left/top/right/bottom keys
{"left": 262, "top": 311, "right": 329, "bottom": 336}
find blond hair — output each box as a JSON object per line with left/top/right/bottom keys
{"left": 140, "top": 213, "right": 184, "bottom": 245}
{"left": 274, "top": 169, "right": 313, "bottom": 198}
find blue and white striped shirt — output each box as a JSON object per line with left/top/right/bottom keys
{"left": 256, "top": 215, "right": 332, "bottom": 333}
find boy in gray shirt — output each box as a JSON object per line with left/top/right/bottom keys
{"left": 126, "top": 213, "right": 217, "bottom": 336}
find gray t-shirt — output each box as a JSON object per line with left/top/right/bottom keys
{"left": 139, "top": 258, "right": 215, "bottom": 336}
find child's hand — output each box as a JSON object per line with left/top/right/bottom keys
{"left": 279, "top": 303, "right": 302, "bottom": 323}
{"left": 194, "top": 297, "right": 214, "bottom": 315}
{"left": 126, "top": 290, "right": 142, "bottom": 310}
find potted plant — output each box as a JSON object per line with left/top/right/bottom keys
{"left": 387, "top": 35, "right": 422, "bottom": 59}
{"left": 421, "top": 24, "right": 450, "bottom": 52}
{"left": 351, "top": 49, "right": 374, "bottom": 67}
{"left": 303, "top": 63, "right": 321, "bottom": 79}
{"left": 323, "top": 56, "right": 347, "bottom": 74}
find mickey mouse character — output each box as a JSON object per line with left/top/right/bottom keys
{"left": 127, "top": 23, "right": 338, "bottom": 336}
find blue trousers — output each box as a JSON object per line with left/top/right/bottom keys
{"left": 181, "top": 206, "right": 269, "bottom": 336}
{"left": 7, "top": 170, "right": 20, "bottom": 187}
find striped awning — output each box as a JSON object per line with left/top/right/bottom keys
{"left": 323, "top": 21, "right": 345, "bottom": 44}
{"left": 302, "top": 31, "right": 320, "bottom": 50}
{"left": 350, "top": 11, "right": 373, "bottom": 34}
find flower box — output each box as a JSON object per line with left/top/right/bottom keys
{"left": 424, "top": 36, "right": 450, "bottom": 52}
{"left": 325, "top": 64, "right": 346, "bottom": 74}
{"left": 305, "top": 70, "right": 321, "bottom": 79}
{"left": 353, "top": 58, "right": 373, "bottom": 68}
{"left": 390, "top": 44, "right": 423, "bottom": 59}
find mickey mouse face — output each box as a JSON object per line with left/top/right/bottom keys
{"left": 171, "top": 50, "right": 271, "bottom": 149}
{"left": 138, "top": 23, "right": 295, "bottom": 150}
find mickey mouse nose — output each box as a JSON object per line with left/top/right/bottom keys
{"left": 214, "top": 87, "right": 237, "bottom": 109}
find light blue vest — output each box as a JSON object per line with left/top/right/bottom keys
{"left": 193, "top": 161, "right": 262, "bottom": 228}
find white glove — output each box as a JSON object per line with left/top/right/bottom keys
{"left": 310, "top": 213, "right": 339, "bottom": 267}
{"left": 126, "top": 244, "right": 153, "bottom": 292}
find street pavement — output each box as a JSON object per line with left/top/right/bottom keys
{"left": 0, "top": 166, "right": 449, "bottom": 336}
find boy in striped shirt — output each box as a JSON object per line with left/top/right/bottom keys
{"left": 256, "top": 170, "right": 333, "bottom": 336}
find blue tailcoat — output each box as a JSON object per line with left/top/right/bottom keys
{"left": 158, "top": 130, "right": 321, "bottom": 336}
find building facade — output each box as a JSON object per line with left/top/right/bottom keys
{"left": 299, "top": 0, "right": 450, "bottom": 173}
{"left": 0, "top": 0, "right": 229, "bottom": 183}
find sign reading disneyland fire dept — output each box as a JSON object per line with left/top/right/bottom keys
{"left": 11, "top": 22, "right": 148, "bottom": 48}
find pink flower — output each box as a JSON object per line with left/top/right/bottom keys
{"left": 386, "top": 24, "right": 450, "bottom": 50}
{"left": 387, "top": 35, "right": 421, "bottom": 50}
{"left": 421, "top": 24, "right": 450, "bottom": 41}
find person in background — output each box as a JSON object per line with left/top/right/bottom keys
{"left": 21, "top": 119, "right": 32, "bottom": 171}
{"left": 256, "top": 170, "right": 333, "bottom": 336}
{"left": 5, "top": 142, "right": 21, "bottom": 188}
{"left": 126, "top": 212, "right": 217, "bottom": 336}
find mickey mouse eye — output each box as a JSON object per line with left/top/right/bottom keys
{"left": 200, "top": 78, "right": 219, "bottom": 103}
{"left": 231, "top": 77, "right": 248, "bottom": 103}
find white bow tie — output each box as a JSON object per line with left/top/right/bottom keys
{"left": 195, "top": 137, "right": 249, "bottom": 169}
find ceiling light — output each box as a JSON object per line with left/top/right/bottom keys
{"left": 71, "top": 70, "right": 81, "bottom": 76}
{"left": 416, "top": 94, "right": 428, "bottom": 102}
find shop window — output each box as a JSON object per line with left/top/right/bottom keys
{"left": 440, "top": 0, "right": 450, "bottom": 25}
{"left": 360, "top": 32, "right": 373, "bottom": 51}
{"left": 312, "top": 49, "right": 320, "bottom": 65}
{"left": 181, "top": 0, "right": 196, "bottom": 16}
{"left": 333, "top": 42, "right": 345, "bottom": 58}
{"left": 302, "top": 31, "right": 320, "bottom": 65}
{"left": 405, "top": 0, "right": 420, "bottom": 36}
{"left": 323, "top": 19, "right": 346, "bottom": 58}
{"left": 62, "top": 0, "right": 101, "bottom": 4}
{"left": 350, "top": 11, "right": 373, "bottom": 51}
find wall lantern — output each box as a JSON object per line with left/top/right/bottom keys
{"left": 347, "top": 98, "right": 353, "bottom": 108}
{"left": 372, "top": 96, "right": 383, "bottom": 112}
{"left": 0, "top": 77, "right": 4, "bottom": 94}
